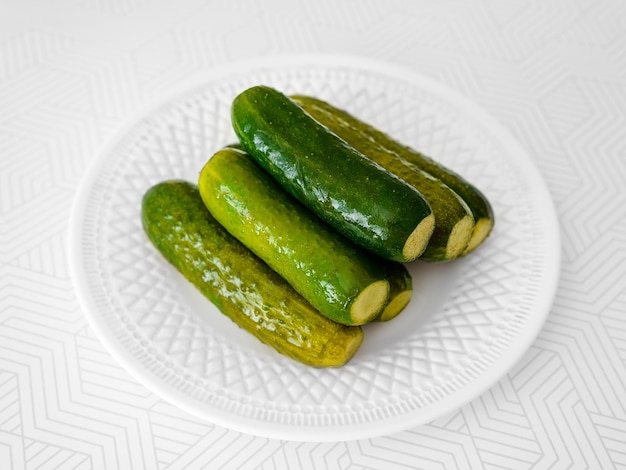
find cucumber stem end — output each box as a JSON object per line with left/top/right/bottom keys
{"left": 463, "top": 217, "right": 494, "bottom": 255}
{"left": 350, "top": 279, "right": 390, "bottom": 325}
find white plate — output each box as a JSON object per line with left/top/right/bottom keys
{"left": 68, "top": 55, "right": 560, "bottom": 442}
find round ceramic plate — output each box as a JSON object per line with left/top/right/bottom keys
{"left": 69, "top": 55, "right": 560, "bottom": 442}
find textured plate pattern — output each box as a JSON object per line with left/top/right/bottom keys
{"left": 69, "top": 58, "right": 559, "bottom": 441}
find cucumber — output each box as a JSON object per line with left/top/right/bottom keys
{"left": 293, "top": 95, "right": 475, "bottom": 262}
{"left": 141, "top": 180, "right": 363, "bottom": 367}
{"left": 230, "top": 85, "right": 435, "bottom": 263}
{"left": 292, "top": 95, "right": 494, "bottom": 255}
{"left": 199, "top": 147, "right": 390, "bottom": 326}
{"left": 376, "top": 261, "right": 412, "bottom": 321}
{"left": 224, "top": 144, "right": 412, "bottom": 320}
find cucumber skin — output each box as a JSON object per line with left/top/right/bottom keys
{"left": 198, "top": 147, "right": 390, "bottom": 326}
{"left": 292, "top": 95, "right": 494, "bottom": 255}
{"left": 293, "top": 96, "right": 475, "bottom": 262}
{"left": 141, "top": 180, "right": 363, "bottom": 367}
{"left": 231, "top": 85, "right": 434, "bottom": 263}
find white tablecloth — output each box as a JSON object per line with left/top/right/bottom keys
{"left": 2, "top": 0, "right": 625, "bottom": 468}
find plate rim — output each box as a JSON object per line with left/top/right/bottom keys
{"left": 68, "top": 53, "right": 561, "bottom": 441}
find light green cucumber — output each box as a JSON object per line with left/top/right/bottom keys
{"left": 199, "top": 147, "right": 391, "bottom": 326}
{"left": 141, "top": 180, "right": 363, "bottom": 367}
{"left": 224, "top": 143, "right": 413, "bottom": 321}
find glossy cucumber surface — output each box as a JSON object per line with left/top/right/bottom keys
{"left": 293, "top": 95, "right": 476, "bottom": 262}
{"left": 141, "top": 180, "right": 363, "bottom": 367}
{"left": 198, "top": 147, "right": 390, "bottom": 326}
{"left": 293, "top": 95, "right": 494, "bottom": 255}
{"left": 231, "top": 85, "right": 435, "bottom": 263}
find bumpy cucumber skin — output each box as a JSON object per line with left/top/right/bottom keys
{"left": 141, "top": 180, "right": 363, "bottom": 367}
{"left": 230, "top": 85, "right": 434, "bottom": 263}
{"left": 293, "top": 96, "right": 475, "bottom": 262}
{"left": 292, "top": 95, "right": 494, "bottom": 256}
{"left": 199, "top": 147, "right": 390, "bottom": 326}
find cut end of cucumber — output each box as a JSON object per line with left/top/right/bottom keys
{"left": 377, "top": 290, "right": 412, "bottom": 322}
{"left": 319, "top": 327, "right": 364, "bottom": 367}
{"left": 350, "top": 279, "right": 390, "bottom": 325}
{"left": 403, "top": 213, "right": 435, "bottom": 261}
{"left": 463, "top": 218, "right": 494, "bottom": 255}
{"left": 446, "top": 214, "right": 475, "bottom": 259}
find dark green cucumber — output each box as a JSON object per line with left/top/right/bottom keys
{"left": 199, "top": 147, "right": 390, "bottom": 326}
{"left": 376, "top": 261, "right": 413, "bottom": 321}
{"left": 292, "top": 95, "right": 494, "bottom": 255}
{"left": 141, "top": 180, "right": 363, "bottom": 367}
{"left": 230, "top": 85, "right": 435, "bottom": 263}
{"left": 293, "top": 95, "right": 475, "bottom": 262}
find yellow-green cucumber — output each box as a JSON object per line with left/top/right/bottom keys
{"left": 141, "top": 180, "right": 363, "bottom": 367}
{"left": 292, "top": 95, "right": 494, "bottom": 255}
{"left": 230, "top": 85, "right": 435, "bottom": 263}
{"left": 223, "top": 144, "right": 412, "bottom": 321}
{"left": 199, "top": 147, "right": 390, "bottom": 326}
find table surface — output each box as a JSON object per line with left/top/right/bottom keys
{"left": 2, "top": 0, "right": 625, "bottom": 468}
